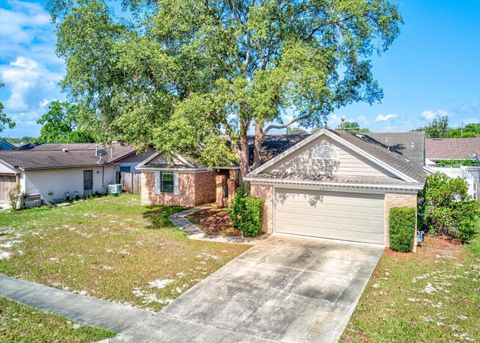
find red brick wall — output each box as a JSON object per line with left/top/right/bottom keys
{"left": 384, "top": 192, "right": 418, "bottom": 250}
{"left": 250, "top": 184, "right": 273, "bottom": 233}
{"left": 141, "top": 171, "right": 215, "bottom": 207}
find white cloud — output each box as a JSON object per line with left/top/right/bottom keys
{"left": 375, "top": 113, "right": 397, "bottom": 122}
{"left": 421, "top": 109, "right": 448, "bottom": 121}
{"left": 1, "top": 56, "right": 63, "bottom": 121}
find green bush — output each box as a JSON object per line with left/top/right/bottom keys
{"left": 390, "top": 207, "right": 416, "bottom": 252}
{"left": 237, "top": 197, "right": 264, "bottom": 237}
{"left": 419, "top": 172, "right": 480, "bottom": 242}
{"left": 230, "top": 187, "right": 246, "bottom": 227}
{"left": 230, "top": 189, "right": 264, "bottom": 237}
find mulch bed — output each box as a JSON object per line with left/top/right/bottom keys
{"left": 188, "top": 207, "right": 242, "bottom": 237}
{"left": 385, "top": 235, "right": 464, "bottom": 261}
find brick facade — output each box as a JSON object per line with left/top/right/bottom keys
{"left": 384, "top": 192, "right": 418, "bottom": 251}
{"left": 250, "top": 184, "right": 274, "bottom": 233}
{"left": 141, "top": 171, "right": 216, "bottom": 207}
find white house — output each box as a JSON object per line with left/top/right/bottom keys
{"left": 0, "top": 142, "right": 141, "bottom": 206}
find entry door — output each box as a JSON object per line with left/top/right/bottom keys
{"left": 83, "top": 170, "right": 93, "bottom": 195}
{"left": 274, "top": 188, "right": 385, "bottom": 245}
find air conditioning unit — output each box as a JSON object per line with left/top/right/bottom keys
{"left": 108, "top": 184, "right": 122, "bottom": 196}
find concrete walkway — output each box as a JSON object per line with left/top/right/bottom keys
{"left": 0, "top": 274, "right": 154, "bottom": 332}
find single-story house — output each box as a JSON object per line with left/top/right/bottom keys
{"left": 139, "top": 129, "right": 426, "bottom": 247}
{"left": 0, "top": 142, "right": 149, "bottom": 205}
{"left": 425, "top": 137, "right": 480, "bottom": 200}
{"left": 0, "top": 140, "right": 16, "bottom": 151}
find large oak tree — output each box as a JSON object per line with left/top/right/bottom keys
{"left": 48, "top": 0, "right": 402, "bottom": 179}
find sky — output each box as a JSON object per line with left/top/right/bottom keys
{"left": 0, "top": 0, "right": 479, "bottom": 138}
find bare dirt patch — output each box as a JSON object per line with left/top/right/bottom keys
{"left": 385, "top": 235, "right": 464, "bottom": 261}
{"left": 188, "top": 207, "right": 242, "bottom": 237}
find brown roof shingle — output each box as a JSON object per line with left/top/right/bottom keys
{"left": 426, "top": 137, "right": 480, "bottom": 160}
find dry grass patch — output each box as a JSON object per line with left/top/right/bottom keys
{"left": 0, "top": 195, "right": 249, "bottom": 311}
{"left": 342, "top": 236, "right": 480, "bottom": 342}
{"left": 0, "top": 296, "right": 115, "bottom": 342}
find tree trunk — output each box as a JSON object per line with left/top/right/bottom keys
{"left": 253, "top": 120, "right": 264, "bottom": 170}
{"left": 239, "top": 130, "right": 249, "bottom": 186}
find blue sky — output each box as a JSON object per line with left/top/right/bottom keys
{"left": 0, "top": 0, "right": 479, "bottom": 138}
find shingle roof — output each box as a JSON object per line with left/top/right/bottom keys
{"left": 426, "top": 137, "right": 480, "bottom": 160}
{"left": 366, "top": 132, "right": 425, "bottom": 166}
{"left": 247, "top": 134, "right": 310, "bottom": 166}
{"left": 333, "top": 130, "right": 426, "bottom": 183}
{"left": 0, "top": 142, "right": 136, "bottom": 170}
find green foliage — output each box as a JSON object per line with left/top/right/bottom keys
{"left": 389, "top": 207, "right": 416, "bottom": 252}
{"left": 434, "top": 159, "right": 480, "bottom": 168}
{"left": 336, "top": 119, "right": 369, "bottom": 133}
{"left": 425, "top": 115, "right": 449, "bottom": 138}
{"left": 414, "top": 116, "right": 480, "bottom": 138}
{"left": 419, "top": 172, "right": 480, "bottom": 241}
{"left": 8, "top": 183, "right": 21, "bottom": 211}
{"left": 0, "top": 83, "right": 15, "bottom": 133}
{"left": 48, "top": 0, "right": 402, "bottom": 174}
{"left": 286, "top": 127, "right": 308, "bottom": 135}
{"left": 230, "top": 189, "right": 264, "bottom": 237}
{"left": 36, "top": 101, "right": 96, "bottom": 143}
{"left": 230, "top": 187, "right": 247, "bottom": 228}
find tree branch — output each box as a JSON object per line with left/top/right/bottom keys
{"left": 264, "top": 113, "right": 311, "bottom": 133}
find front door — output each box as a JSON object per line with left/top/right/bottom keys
{"left": 83, "top": 170, "right": 93, "bottom": 195}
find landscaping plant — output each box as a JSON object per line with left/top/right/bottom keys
{"left": 230, "top": 187, "right": 247, "bottom": 228}
{"left": 389, "top": 207, "right": 416, "bottom": 252}
{"left": 230, "top": 188, "right": 264, "bottom": 237}
{"left": 419, "top": 172, "right": 479, "bottom": 242}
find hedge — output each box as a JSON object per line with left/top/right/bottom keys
{"left": 389, "top": 207, "right": 416, "bottom": 252}
{"left": 230, "top": 189, "right": 264, "bottom": 237}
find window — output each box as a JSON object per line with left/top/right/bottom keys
{"left": 161, "top": 172, "right": 174, "bottom": 193}
{"left": 83, "top": 170, "right": 93, "bottom": 191}
{"left": 119, "top": 166, "right": 131, "bottom": 173}
{"left": 312, "top": 144, "right": 338, "bottom": 161}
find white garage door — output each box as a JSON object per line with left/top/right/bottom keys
{"left": 274, "top": 189, "right": 385, "bottom": 245}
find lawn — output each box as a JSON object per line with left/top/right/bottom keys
{"left": 0, "top": 296, "right": 115, "bottom": 343}
{"left": 342, "top": 236, "right": 480, "bottom": 342}
{"left": 0, "top": 194, "right": 249, "bottom": 312}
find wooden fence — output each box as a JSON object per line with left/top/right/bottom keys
{"left": 120, "top": 172, "right": 141, "bottom": 194}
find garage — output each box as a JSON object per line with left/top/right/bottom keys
{"left": 0, "top": 175, "right": 16, "bottom": 203}
{"left": 274, "top": 188, "right": 385, "bottom": 245}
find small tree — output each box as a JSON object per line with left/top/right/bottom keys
{"left": 419, "top": 172, "right": 479, "bottom": 241}
{"left": 425, "top": 115, "right": 449, "bottom": 138}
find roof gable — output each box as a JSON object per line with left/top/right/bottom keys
{"left": 249, "top": 129, "right": 424, "bottom": 184}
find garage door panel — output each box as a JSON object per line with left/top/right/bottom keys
{"left": 274, "top": 188, "right": 385, "bottom": 245}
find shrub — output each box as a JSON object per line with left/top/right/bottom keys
{"left": 419, "top": 172, "right": 480, "bottom": 242}
{"left": 8, "top": 184, "right": 21, "bottom": 210}
{"left": 230, "top": 187, "right": 246, "bottom": 227}
{"left": 390, "top": 207, "right": 416, "bottom": 252}
{"left": 237, "top": 197, "right": 264, "bottom": 237}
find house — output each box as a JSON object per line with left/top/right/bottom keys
{"left": 0, "top": 140, "right": 16, "bottom": 151}
{"left": 0, "top": 142, "right": 146, "bottom": 206}
{"left": 425, "top": 137, "right": 480, "bottom": 200}
{"left": 140, "top": 129, "right": 426, "bottom": 247}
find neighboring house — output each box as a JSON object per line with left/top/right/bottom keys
{"left": 0, "top": 142, "right": 143, "bottom": 206}
{"left": 140, "top": 129, "right": 426, "bottom": 247}
{"left": 0, "top": 140, "right": 16, "bottom": 151}
{"left": 425, "top": 137, "right": 480, "bottom": 200}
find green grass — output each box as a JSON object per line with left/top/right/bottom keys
{"left": 0, "top": 296, "right": 115, "bottom": 343}
{"left": 0, "top": 194, "right": 249, "bottom": 312}
{"left": 342, "top": 238, "right": 480, "bottom": 342}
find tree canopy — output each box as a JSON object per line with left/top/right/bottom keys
{"left": 336, "top": 118, "right": 369, "bottom": 133}
{"left": 36, "top": 101, "right": 96, "bottom": 143}
{"left": 0, "top": 83, "right": 16, "bottom": 134}
{"left": 48, "top": 0, "right": 402, "bottom": 178}
{"left": 414, "top": 116, "right": 480, "bottom": 138}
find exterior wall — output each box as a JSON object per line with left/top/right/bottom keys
{"left": 0, "top": 161, "right": 16, "bottom": 175}
{"left": 384, "top": 193, "right": 418, "bottom": 251}
{"left": 23, "top": 165, "right": 116, "bottom": 203}
{"left": 264, "top": 136, "right": 398, "bottom": 179}
{"left": 250, "top": 184, "right": 274, "bottom": 233}
{"left": 141, "top": 171, "right": 216, "bottom": 207}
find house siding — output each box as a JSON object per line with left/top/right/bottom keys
{"left": 141, "top": 171, "right": 216, "bottom": 207}
{"left": 264, "top": 136, "right": 399, "bottom": 179}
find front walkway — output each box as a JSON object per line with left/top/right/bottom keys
{"left": 0, "top": 274, "right": 153, "bottom": 332}
{"left": 108, "top": 236, "right": 383, "bottom": 342}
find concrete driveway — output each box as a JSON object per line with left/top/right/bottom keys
{"left": 110, "top": 236, "right": 383, "bottom": 343}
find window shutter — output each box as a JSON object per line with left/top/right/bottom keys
{"left": 173, "top": 172, "right": 180, "bottom": 195}
{"left": 155, "top": 171, "right": 161, "bottom": 194}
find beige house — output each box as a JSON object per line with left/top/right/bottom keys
{"left": 139, "top": 129, "right": 426, "bottom": 247}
